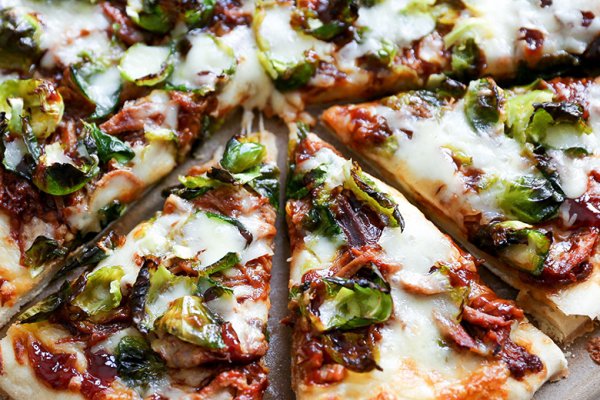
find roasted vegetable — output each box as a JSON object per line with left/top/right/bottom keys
{"left": 116, "top": 336, "right": 166, "bottom": 388}
{"left": 183, "top": 0, "right": 216, "bottom": 27}
{"left": 321, "top": 329, "right": 380, "bottom": 372}
{"left": 137, "top": 265, "right": 197, "bottom": 332}
{"left": 473, "top": 221, "right": 551, "bottom": 275}
{"left": 497, "top": 176, "right": 564, "bottom": 224}
{"left": 33, "top": 141, "right": 100, "bottom": 195}
{"left": 24, "top": 236, "right": 68, "bottom": 270}
{"left": 0, "top": 79, "right": 64, "bottom": 139}
{"left": 0, "top": 8, "right": 42, "bottom": 69}
{"left": 255, "top": 4, "right": 320, "bottom": 91}
{"left": 221, "top": 136, "right": 266, "bottom": 173}
{"left": 307, "top": 275, "right": 392, "bottom": 332}
{"left": 450, "top": 38, "right": 481, "bottom": 79}
{"left": 154, "top": 295, "right": 225, "bottom": 348}
{"left": 73, "top": 266, "right": 125, "bottom": 315}
{"left": 345, "top": 164, "right": 404, "bottom": 229}
{"left": 71, "top": 62, "right": 122, "bottom": 119}
{"left": 85, "top": 122, "right": 135, "bottom": 164}
{"left": 301, "top": 0, "right": 358, "bottom": 41}
{"left": 464, "top": 78, "right": 504, "bottom": 133}
{"left": 120, "top": 43, "right": 173, "bottom": 86}
{"left": 197, "top": 252, "right": 240, "bottom": 276}
{"left": 126, "top": 0, "right": 173, "bottom": 33}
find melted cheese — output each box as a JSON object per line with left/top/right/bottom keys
{"left": 379, "top": 101, "right": 537, "bottom": 222}
{"left": 257, "top": 4, "right": 334, "bottom": 68}
{"left": 169, "top": 32, "right": 235, "bottom": 92}
{"left": 218, "top": 26, "right": 274, "bottom": 111}
{"left": 11, "top": 0, "right": 113, "bottom": 69}
{"left": 337, "top": 0, "right": 435, "bottom": 68}
{"left": 458, "top": 0, "right": 600, "bottom": 75}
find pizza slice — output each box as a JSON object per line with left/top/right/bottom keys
{"left": 0, "top": 129, "right": 278, "bottom": 399}
{"left": 285, "top": 126, "right": 566, "bottom": 399}
{"left": 0, "top": 0, "right": 284, "bottom": 324}
{"left": 322, "top": 76, "right": 600, "bottom": 342}
{"left": 253, "top": 0, "right": 600, "bottom": 114}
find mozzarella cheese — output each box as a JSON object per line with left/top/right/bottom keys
{"left": 459, "top": 0, "right": 600, "bottom": 75}
{"left": 377, "top": 100, "right": 538, "bottom": 223}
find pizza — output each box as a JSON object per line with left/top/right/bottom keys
{"left": 1, "top": 0, "right": 600, "bottom": 397}
{"left": 322, "top": 76, "right": 600, "bottom": 342}
{"left": 0, "top": 0, "right": 279, "bottom": 325}
{"left": 285, "top": 126, "right": 566, "bottom": 399}
{"left": 0, "top": 129, "right": 278, "bottom": 399}
{"left": 252, "top": 0, "right": 600, "bottom": 112}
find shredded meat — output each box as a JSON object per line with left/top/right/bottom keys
{"left": 330, "top": 189, "right": 385, "bottom": 248}
{"left": 523, "top": 227, "right": 598, "bottom": 286}
{"left": 194, "top": 362, "right": 268, "bottom": 400}
{"left": 100, "top": 98, "right": 166, "bottom": 135}
{"left": 433, "top": 263, "right": 543, "bottom": 379}
{"left": 346, "top": 107, "right": 393, "bottom": 146}
{"left": 101, "top": 2, "right": 145, "bottom": 45}
{"left": 586, "top": 337, "right": 600, "bottom": 365}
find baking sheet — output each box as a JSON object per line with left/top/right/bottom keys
{"left": 8, "top": 109, "right": 599, "bottom": 400}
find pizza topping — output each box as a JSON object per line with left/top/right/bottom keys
{"left": 23, "top": 335, "right": 118, "bottom": 399}
{"left": 0, "top": 79, "right": 64, "bottom": 140}
{"left": 120, "top": 43, "right": 173, "bottom": 87}
{"left": 497, "top": 175, "right": 564, "bottom": 224}
{"left": 298, "top": 269, "right": 392, "bottom": 332}
{"left": 0, "top": 7, "right": 42, "bottom": 70}
{"left": 126, "top": 0, "right": 173, "bottom": 34}
{"left": 115, "top": 335, "right": 166, "bottom": 389}
{"left": 472, "top": 221, "right": 551, "bottom": 276}
{"left": 72, "top": 265, "right": 125, "bottom": 316}
{"left": 433, "top": 264, "right": 543, "bottom": 379}
{"left": 523, "top": 227, "right": 598, "bottom": 286}
{"left": 464, "top": 78, "right": 505, "bottom": 134}
{"left": 168, "top": 32, "right": 236, "bottom": 95}
{"left": 70, "top": 62, "right": 122, "bottom": 119}
{"left": 84, "top": 122, "right": 135, "bottom": 165}
{"left": 166, "top": 133, "right": 278, "bottom": 205}
{"left": 255, "top": 2, "right": 333, "bottom": 91}
{"left": 154, "top": 295, "right": 226, "bottom": 349}
{"left": 295, "top": 0, "right": 358, "bottom": 43}
{"left": 23, "top": 236, "right": 68, "bottom": 270}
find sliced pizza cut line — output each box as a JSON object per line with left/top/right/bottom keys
{"left": 322, "top": 76, "right": 600, "bottom": 342}
{"left": 285, "top": 126, "right": 566, "bottom": 400}
{"left": 0, "top": 129, "right": 278, "bottom": 400}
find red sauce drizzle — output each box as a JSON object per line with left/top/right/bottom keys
{"left": 26, "top": 339, "right": 117, "bottom": 399}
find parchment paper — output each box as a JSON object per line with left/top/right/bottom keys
{"left": 9, "top": 109, "right": 599, "bottom": 400}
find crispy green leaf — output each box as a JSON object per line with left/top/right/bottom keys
{"left": 73, "top": 266, "right": 125, "bottom": 315}
{"left": 24, "top": 236, "right": 68, "bottom": 269}
{"left": 310, "top": 277, "right": 392, "bottom": 332}
{"left": 116, "top": 336, "right": 166, "bottom": 388}
{"left": 85, "top": 122, "right": 134, "bottom": 164}
{"left": 221, "top": 136, "right": 266, "bottom": 173}
{"left": 464, "top": 78, "right": 504, "bottom": 133}
{"left": 497, "top": 176, "right": 564, "bottom": 224}
{"left": 154, "top": 295, "right": 225, "bottom": 348}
